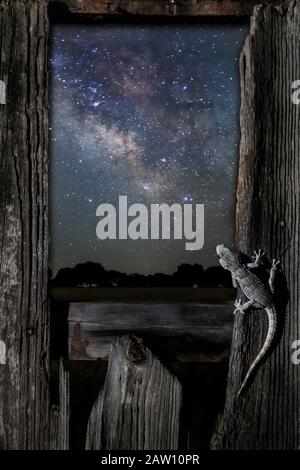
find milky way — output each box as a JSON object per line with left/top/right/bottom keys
{"left": 50, "top": 22, "right": 248, "bottom": 276}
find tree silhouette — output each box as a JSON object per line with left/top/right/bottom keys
{"left": 51, "top": 261, "right": 232, "bottom": 288}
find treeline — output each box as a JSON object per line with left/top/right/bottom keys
{"left": 50, "top": 261, "right": 232, "bottom": 288}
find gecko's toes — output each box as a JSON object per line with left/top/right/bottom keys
{"left": 233, "top": 308, "right": 244, "bottom": 315}
{"left": 233, "top": 299, "right": 244, "bottom": 315}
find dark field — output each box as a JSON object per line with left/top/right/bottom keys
{"left": 50, "top": 287, "right": 235, "bottom": 303}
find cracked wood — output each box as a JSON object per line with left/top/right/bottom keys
{"left": 0, "top": 0, "right": 49, "bottom": 449}
{"left": 212, "top": 1, "right": 300, "bottom": 450}
{"left": 86, "top": 335, "right": 182, "bottom": 450}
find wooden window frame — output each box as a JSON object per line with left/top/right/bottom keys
{"left": 49, "top": 0, "right": 282, "bottom": 19}
{"left": 1, "top": 0, "right": 298, "bottom": 451}
{"left": 49, "top": 0, "right": 252, "bottom": 304}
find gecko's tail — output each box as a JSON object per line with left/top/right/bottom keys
{"left": 237, "top": 307, "right": 277, "bottom": 398}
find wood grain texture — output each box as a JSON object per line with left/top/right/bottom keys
{"left": 212, "top": 1, "right": 300, "bottom": 449}
{"left": 86, "top": 335, "right": 182, "bottom": 450}
{"left": 50, "top": 360, "right": 70, "bottom": 450}
{"left": 0, "top": 0, "right": 49, "bottom": 449}
{"left": 68, "top": 302, "right": 234, "bottom": 361}
{"left": 50, "top": 0, "right": 283, "bottom": 17}
{"left": 85, "top": 386, "right": 104, "bottom": 450}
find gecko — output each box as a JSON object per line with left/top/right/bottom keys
{"left": 216, "top": 244, "right": 280, "bottom": 398}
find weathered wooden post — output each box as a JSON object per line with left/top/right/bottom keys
{"left": 0, "top": 0, "right": 49, "bottom": 449}
{"left": 213, "top": 1, "right": 300, "bottom": 449}
{"left": 86, "top": 335, "right": 182, "bottom": 450}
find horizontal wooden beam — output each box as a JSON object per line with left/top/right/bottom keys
{"left": 68, "top": 301, "right": 233, "bottom": 361}
{"left": 50, "top": 0, "right": 283, "bottom": 17}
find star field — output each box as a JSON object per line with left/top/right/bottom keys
{"left": 50, "top": 23, "right": 248, "bottom": 275}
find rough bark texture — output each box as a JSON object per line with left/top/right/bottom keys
{"left": 51, "top": 0, "right": 283, "bottom": 17}
{"left": 50, "top": 360, "right": 70, "bottom": 450}
{"left": 86, "top": 335, "right": 182, "bottom": 450}
{"left": 0, "top": 0, "right": 49, "bottom": 449}
{"left": 212, "top": 1, "right": 300, "bottom": 450}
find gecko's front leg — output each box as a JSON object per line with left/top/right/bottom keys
{"left": 234, "top": 298, "right": 255, "bottom": 315}
{"left": 247, "top": 249, "right": 265, "bottom": 269}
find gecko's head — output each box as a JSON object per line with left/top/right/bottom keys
{"left": 216, "top": 244, "right": 241, "bottom": 271}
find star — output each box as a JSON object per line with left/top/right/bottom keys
{"left": 50, "top": 22, "right": 248, "bottom": 275}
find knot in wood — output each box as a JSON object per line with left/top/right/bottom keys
{"left": 126, "top": 336, "right": 146, "bottom": 364}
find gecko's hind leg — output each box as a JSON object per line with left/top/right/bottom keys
{"left": 269, "top": 259, "right": 280, "bottom": 293}
{"left": 234, "top": 298, "right": 255, "bottom": 315}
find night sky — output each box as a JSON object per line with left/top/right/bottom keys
{"left": 50, "top": 23, "right": 248, "bottom": 276}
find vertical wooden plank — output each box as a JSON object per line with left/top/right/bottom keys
{"left": 49, "top": 406, "right": 59, "bottom": 450}
{"left": 86, "top": 335, "right": 182, "bottom": 450}
{"left": 0, "top": 0, "right": 49, "bottom": 449}
{"left": 58, "top": 359, "right": 70, "bottom": 450}
{"left": 213, "top": 1, "right": 300, "bottom": 449}
{"left": 85, "top": 387, "right": 104, "bottom": 450}
{"left": 50, "top": 360, "right": 70, "bottom": 450}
